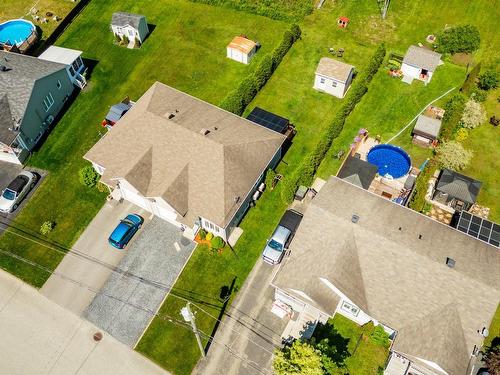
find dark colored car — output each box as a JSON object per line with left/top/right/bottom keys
{"left": 108, "top": 214, "right": 143, "bottom": 249}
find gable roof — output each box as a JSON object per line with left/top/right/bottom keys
{"left": 413, "top": 114, "right": 442, "bottom": 139}
{"left": 315, "top": 57, "right": 354, "bottom": 82}
{"left": 84, "top": 82, "right": 285, "bottom": 228}
{"left": 403, "top": 45, "right": 441, "bottom": 71}
{"left": 273, "top": 177, "right": 500, "bottom": 375}
{"left": 111, "top": 12, "right": 146, "bottom": 29}
{"left": 436, "top": 168, "right": 481, "bottom": 204}
{"left": 0, "top": 50, "right": 66, "bottom": 144}
{"left": 337, "top": 156, "right": 377, "bottom": 189}
{"left": 227, "top": 36, "right": 256, "bottom": 54}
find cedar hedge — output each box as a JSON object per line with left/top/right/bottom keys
{"left": 408, "top": 161, "right": 436, "bottom": 212}
{"left": 280, "top": 44, "right": 386, "bottom": 203}
{"left": 438, "top": 93, "right": 467, "bottom": 141}
{"left": 220, "top": 24, "right": 301, "bottom": 116}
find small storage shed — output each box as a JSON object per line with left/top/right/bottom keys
{"left": 401, "top": 46, "right": 441, "bottom": 84}
{"left": 412, "top": 114, "right": 442, "bottom": 147}
{"left": 313, "top": 57, "right": 354, "bottom": 98}
{"left": 338, "top": 16, "right": 349, "bottom": 28}
{"left": 226, "top": 36, "right": 257, "bottom": 64}
{"left": 433, "top": 169, "right": 482, "bottom": 211}
{"left": 111, "top": 12, "right": 149, "bottom": 44}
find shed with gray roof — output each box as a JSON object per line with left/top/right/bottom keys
{"left": 313, "top": 57, "right": 355, "bottom": 98}
{"left": 433, "top": 168, "right": 481, "bottom": 210}
{"left": 111, "top": 12, "right": 149, "bottom": 44}
{"left": 272, "top": 177, "right": 499, "bottom": 375}
{"left": 401, "top": 46, "right": 442, "bottom": 84}
{"left": 412, "top": 114, "right": 442, "bottom": 146}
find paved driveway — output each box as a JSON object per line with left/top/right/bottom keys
{"left": 0, "top": 269, "right": 169, "bottom": 375}
{"left": 84, "top": 217, "right": 196, "bottom": 347}
{"left": 41, "top": 201, "right": 148, "bottom": 314}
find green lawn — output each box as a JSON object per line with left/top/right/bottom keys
{"left": 313, "top": 314, "right": 390, "bottom": 374}
{"left": 0, "top": 0, "right": 78, "bottom": 41}
{"left": 0, "top": 0, "right": 287, "bottom": 287}
{"left": 484, "top": 304, "right": 500, "bottom": 350}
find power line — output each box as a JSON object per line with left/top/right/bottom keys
{"left": 0, "top": 248, "right": 271, "bottom": 375}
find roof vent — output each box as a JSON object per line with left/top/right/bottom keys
{"left": 446, "top": 257, "right": 455, "bottom": 268}
{"left": 351, "top": 214, "right": 359, "bottom": 223}
{"left": 0, "top": 65, "right": 9, "bottom": 72}
{"left": 200, "top": 128, "right": 210, "bottom": 136}
{"left": 166, "top": 112, "right": 176, "bottom": 119}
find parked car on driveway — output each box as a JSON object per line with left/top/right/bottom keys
{"left": 108, "top": 214, "right": 144, "bottom": 249}
{"left": 0, "top": 171, "right": 37, "bottom": 213}
{"left": 262, "top": 209, "right": 303, "bottom": 265}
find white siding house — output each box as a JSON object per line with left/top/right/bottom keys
{"left": 226, "top": 36, "right": 257, "bottom": 65}
{"left": 111, "top": 12, "right": 149, "bottom": 44}
{"left": 313, "top": 57, "right": 354, "bottom": 98}
{"left": 401, "top": 46, "right": 441, "bottom": 85}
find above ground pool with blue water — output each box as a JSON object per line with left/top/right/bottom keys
{"left": 367, "top": 144, "right": 411, "bottom": 179}
{"left": 0, "top": 19, "right": 35, "bottom": 46}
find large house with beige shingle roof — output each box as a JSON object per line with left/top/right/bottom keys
{"left": 313, "top": 57, "right": 354, "bottom": 98}
{"left": 85, "top": 82, "right": 285, "bottom": 241}
{"left": 271, "top": 176, "right": 500, "bottom": 375}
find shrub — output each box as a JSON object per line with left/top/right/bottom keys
{"left": 460, "top": 99, "right": 486, "bottom": 129}
{"left": 460, "top": 62, "right": 481, "bottom": 94}
{"left": 121, "top": 34, "right": 130, "bottom": 45}
{"left": 254, "top": 55, "right": 274, "bottom": 90}
{"left": 478, "top": 70, "right": 499, "bottom": 90}
{"left": 198, "top": 228, "right": 207, "bottom": 240}
{"left": 272, "top": 30, "right": 294, "bottom": 70}
{"left": 455, "top": 128, "right": 469, "bottom": 142}
{"left": 290, "top": 23, "right": 302, "bottom": 41}
{"left": 361, "top": 321, "right": 375, "bottom": 336}
{"left": 439, "top": 93, "right": 467, "bottom": 141}
{"left": 96, "top": 181, "right": 108, "bottom": 193}
{"left": 280, "top": 44, "right": 386, "bottom": 203}
{"left": 435, "top": 141, "right": 473, "bottom": 170}
{"left": 408, "top": 161, "right": 435, "bottom": 212}
{"left": 40, "top": 221, "right": 55, "bottom": 235}
{"left": 273, "top": 340, "right": 323, "bottom": 375}
{"left": 238, "top": 77, "right": 258, "bottom": 107}
{"left": 219, "top": 89, "right": 244, "bottom": 115}
{"left": 206, "top": 232, "right": 214, "bottom": 241}
{"left": 114, "top": 33, "right": 122, "bottom": 43}
{"left": 370, "top": 325, "right": 391, "bottom": 348}
{"left": 436, "top": 25, "right": 480, "bottom": 54}
{"left": 210, "top": 236, "right": 225, "bottom": 250}
{"left": 264, "top": 168, "right": 276, "bottom": 189}
{"left": 470, "top": 88, "right": 488, "bottom": 102}
{"left": 134, "top": 37, "right": 142, "bottom": 48}
{"left": 79, "top": 165, "right": 99, "bottom": 187}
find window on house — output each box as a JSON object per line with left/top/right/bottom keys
{"left": 69, "top": 66, "right": 75, "bottom": 76}
{"left": 43, "top": 93, "right": 54, "bottom": 112}
{"left": 320, "top": 78, "right": 325, "bottom": 84}
{"left": 340, "top": 301, "right": 359, "bottom": 317}
{"left": 56, "top": 80, "right": 62, "bottom": 89}
{"left": 332, "top": 81, "right": 337, "bottom": 87}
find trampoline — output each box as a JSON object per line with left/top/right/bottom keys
{"left": 367, "top": 144, "right": 411, "bottom": 179}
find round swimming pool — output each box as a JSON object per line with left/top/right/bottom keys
{"left": 367, "top": 144, "right": 411, "bottom": 179}
{"left": 0, "top": 19, "right": 35, "bottom": 46}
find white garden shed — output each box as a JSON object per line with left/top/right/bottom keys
{"left": 226, "top": 36, "right": 257, "bottom": 64}
{"left": 313, "top": 57, "right": 354, "bottom": 98}
{"left": 111, "top": 12, "right": 149, "bottom": 45}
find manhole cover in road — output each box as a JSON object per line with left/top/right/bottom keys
{"left": 180, "top": 237, "right": 191, "bottom": 246}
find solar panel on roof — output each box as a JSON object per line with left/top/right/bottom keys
{"left": 455, "top": 211, "right": 500, "bottom": 248}
{"left": 246, "top": 107, "right": 289, "bottom": 134}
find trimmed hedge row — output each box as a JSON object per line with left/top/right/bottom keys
{"left": 280, "top": 44, "right": 387, "bottom": 203}
{"left": 220, "top": 25, "right": 301, "bottom": 116}
{"left": 408, "top": 161, "right": 436, "bottom": 212}
{"left": 188, "top": 0, "right": 313, "bottom": 22}
{"left": 438, "top": 93, "right": 467, "bottom": 141}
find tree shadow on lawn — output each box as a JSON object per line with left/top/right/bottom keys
{"left": 312, "top": 321, "right": 351, "bottom": 366}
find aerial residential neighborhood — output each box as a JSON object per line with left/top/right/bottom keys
{"left": 0, "top": 0, "right": 498, "bottom": 375}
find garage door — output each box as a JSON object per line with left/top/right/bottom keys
{"left": 119, "top": 186, "right": 152, "bottom": 212}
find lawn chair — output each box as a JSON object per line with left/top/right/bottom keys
{"left": 337, "top": 48, "right": 344, "bottom": 57}
{"left": 329, "top": 47, "right": 336, "bottom": 54}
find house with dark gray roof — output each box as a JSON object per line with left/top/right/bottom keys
{"left": 401, "top": 45, "right": 441, "bottom": 84}
{"left": 111, "top": 12, "right": 149, "bottom": 45}
{"left": 337, "top": 155, "right": 377, "bottom": 189}
{"left": 433, "top": 168, "right": 482, "bottom": 211}
{"left": 0, "top": 50, "right": 78, "bottom": 164}
{"left": 85, "top": 82, "right": 285, "bottom": 242}
{"left": 271, "top": 177, "right": 499, "bottom": 375}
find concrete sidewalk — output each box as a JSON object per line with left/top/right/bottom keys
{"left": 41, "top": 201, "right": 147, "bottom": 315}
{"left": 0, "top": 269, "right": 169, "bottom": 375}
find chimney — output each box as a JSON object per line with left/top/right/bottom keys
{"left": 200, "top": 128, "right": 210, "bottom": 136}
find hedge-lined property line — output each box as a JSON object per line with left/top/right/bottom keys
{"left": 220, "top": 24, "right": 301, "bottom": 115}
{"left": 188, "top": 0, "right": 313, "bottom": 22}
{"left": 280, "top": 44, "right": 387, "bottom": 203}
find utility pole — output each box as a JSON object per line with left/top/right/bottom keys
{"left": 181, "top": 302, "right": 205, "bottom": 357}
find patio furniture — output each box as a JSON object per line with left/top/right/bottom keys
{"left": 337, "top": 48, "right": 344, "bottom": 57}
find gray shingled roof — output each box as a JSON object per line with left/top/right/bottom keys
{"left": 85, "top": 82, "right": 286, "bottom": 228}
{"left": 337, "top": 156, "right": 377, "bottom": 189}
{"left": 273, "top": 177, "right": 500, "bottom": 375}
{"left": 413, "top": 114, "right": 442, "bottom": 139}
{"left": 436, "top": 168, "right": 481, "bottom": 204}
{"left": 403, "top": 45, "right": 441, "bottom": 71}
{"left": 0, "top": 51, "right": 66, "bottom": 144}
{"left": 111, "top": 12, "right": 146, "bottom": 29}
{"left": 315, "top": 57, "right": 354, "bottom": 82}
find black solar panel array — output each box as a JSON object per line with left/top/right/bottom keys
{"left": 246, "top": 107, "right": 289, "bottom": 134}
{"left": 456, "top": 211, "right": 500, "bottom": 247}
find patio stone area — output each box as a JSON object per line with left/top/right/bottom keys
{"left": 426, "top": 205, "right": 453, "bottom": 225}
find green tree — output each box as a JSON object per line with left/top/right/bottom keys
{"left": 79, "top": 165, "right": 99, "bottom": 187}
{"left": 436, "top": 25, "right": 480, "bottom": 54}
{"left": 273, "top": 341, "right": 324, "bottom": 375}
{"left": 435, "top": 141, "right": 473, "bottom": 170}
{"left": 483, "top": 345, "right": 500, "bottom": 374}
{"left": 478, "top": 70, "right": 499, "bottom": 90}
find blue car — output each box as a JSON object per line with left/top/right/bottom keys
{"left": 108, "top": 214, "right": 143, "bottom": 249}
